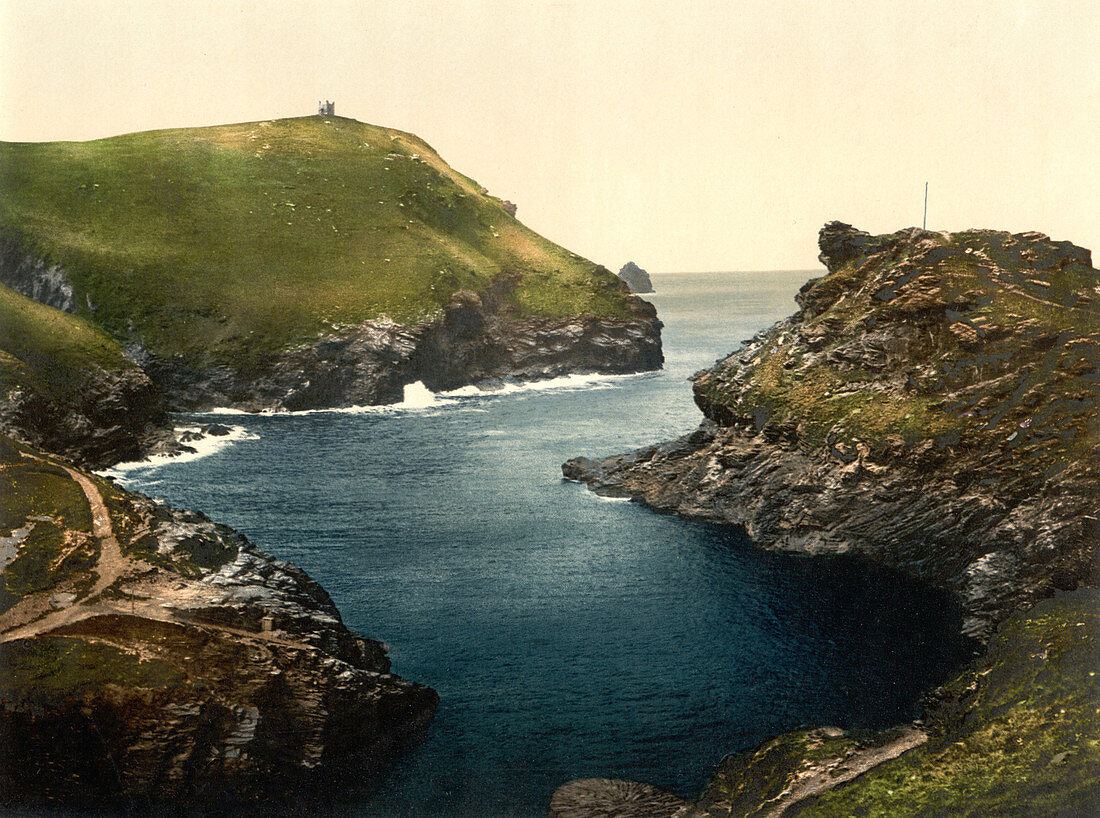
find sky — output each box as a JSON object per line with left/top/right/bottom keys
{"left": 1, "top": 0, "right": 1097, "bottom": 271}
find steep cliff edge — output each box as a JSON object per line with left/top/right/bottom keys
{"left": 560, "top": 223, "right": 1099, "bottom": 815}
{"left": 0, "top": 117, "right": 661, "bottom": 418}
{"left": 0, "top": 435, "right": 437, "bottom": 810}
{"left": 566, "top": 223, "right": 1098, "bottom": 637}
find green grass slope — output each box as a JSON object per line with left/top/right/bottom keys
{"left": 0, "top": 116, "right": 629, "bottom": 366}
{"left": 794, "top": 589, "right": 1100, "bottom": 817}
{"left": 0, "top": 282, "right": 135, "bottom": 402}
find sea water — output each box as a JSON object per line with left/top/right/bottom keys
{"left": 109, "top": 272, "right": 973, "bottom": 816}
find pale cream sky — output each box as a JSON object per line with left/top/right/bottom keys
{"left": 1, "top": 0, "right": 1097, "bottom": 271}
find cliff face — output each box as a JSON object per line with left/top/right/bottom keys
{"left": 557, "top": 223, "right": 1100, "bottom": 816}
{"left": 566, "top": 223, "right": 1098, "bottom": 638}
{"left": 0, "top": 436, "right": 437, "bottom": 810}
{"left": 130, "top": 274, "right": 663, "bottom": 412}
{"left": 0, "top": 364, "right": 163, "bottom": 468}
{"left": 0, "top": 280, "right": 166, "bottom": 469}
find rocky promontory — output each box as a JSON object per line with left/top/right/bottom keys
{"left": 0, "top": 435, "right": 437, "bottom": 810}
{"left": 129, "top": 272, "right": 663, "bottom": 412}
{"left": 567, "top": 222, "right": 1098, "bottom": 637}
{"left": 561, "top": 223, "right": 1099, "bottom": 815}
{"left": 0, "top": 116, "right": 663, "bottom": 440}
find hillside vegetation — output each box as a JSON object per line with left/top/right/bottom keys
{"left": 0, "top": 282, "right": 134, "bottom": 402}
{"left": 0, "top": 116, "right": 628, "bottom": 366}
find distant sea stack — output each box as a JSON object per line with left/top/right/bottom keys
{"left": 560, "top": 222, "right": 1100, "bottom": 815}
{"left": 0, "top": 116, "right": 662, "bottom": 444}
{"left": 617, "top": 261, "right": 654, "bottom": 293}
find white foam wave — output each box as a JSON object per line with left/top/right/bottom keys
{"left": 399, "top": 380, "right": 443, "bottom": 408}
{"left": 441, "top": 371, "right": 648, "bottom": 398}
{"left": 99, "top": 425, "right": 259, "bottom": 476}
{"left": 193, "top": 372, "right": 651, "bottom": 417}
{"left": 593, "top": 493, "right": 634, "bottom": 503}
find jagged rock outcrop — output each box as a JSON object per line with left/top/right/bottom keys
{"left": 618, "top": 261, "right": 655, "bottom": 294}
{"left": 0, "top": 235, "right": 78, "bottom": 312}
{"left": 567, "top": 223, "right": 1099, "bottom": 638}
{"left": 0, "top": 364, "right": 165, "bottom": 469}
{"left": 135, "top": 273, "right": 663, "bottom": 412}
{"left": 560, "top": 223, "right": 1100, "bottom": 815}
{"left": 0, "top": 437, "right": 437, "bottom": 811}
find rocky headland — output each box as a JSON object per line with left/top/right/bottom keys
{"left": 125, "top": 272, "right": 662, "bottom": 412}
{"left": 0, "top": 434, "right": 438, "bottom": 811}
{"left": 560, "top": 223, "right": 1099, "bottom": 815}
{"left": 0, "top": 116, "right": 663, "bottom": 463}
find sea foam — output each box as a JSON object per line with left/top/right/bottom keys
{"left": 99, "top": 425, "right": 259, "bottom": 477}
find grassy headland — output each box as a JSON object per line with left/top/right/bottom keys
{"left": 0, "top": 116, "right": 629, "bottom": 367}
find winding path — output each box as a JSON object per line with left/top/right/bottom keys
{"left": 0, "top": 458, "right": 128, "bottom": 643}
{"left": 1, "top": 454, "right": 313, "bottom": 654}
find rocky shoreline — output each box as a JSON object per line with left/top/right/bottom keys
{"left": 559, "top": 223, "right": 1099, "bottom": 815}
{"left": 2, "top": 236, "right": 662, "bottom": 465}
{"left": 0, "top": 436, "right": 438, "bottom": 811}
{"left": 132, "top": 274, "right": 663, "bottom": 413}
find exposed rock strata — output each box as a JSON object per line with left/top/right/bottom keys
{"left": 566, "top": 223, "right": 1099, "bottom": 638}
{"left": 133, "top": 275, "right": 663, "bottom": 412}
{"left": 0, "top": 235, "right": 78, "bottom": 312}
{"left": 0, "top": 438, "right": 437, "bottom": 810}
{"left": 560, "top": 223, "right": 1100, "bottom": 814}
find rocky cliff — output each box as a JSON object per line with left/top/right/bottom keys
{"left": 567, "top": 222, "right": 1098, "bottom": 638}
{"left": 0, "top": 281, "right": 166, "bottom": 469}
{"left": 129, "top": 272, "right": 663, "bottom": 412}
{"left": 559, "top": 223, "right": 1099, "bottom": 815}
{"left": 0, "top": 435, "right": 437, "bottom": 811}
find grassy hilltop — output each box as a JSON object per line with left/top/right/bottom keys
{"left": 0, "top": 116, "right": 629, "bottom": 366}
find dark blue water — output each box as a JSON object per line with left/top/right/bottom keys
{"left": 109, "top": 273, "right": 972, "bottom": 816}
